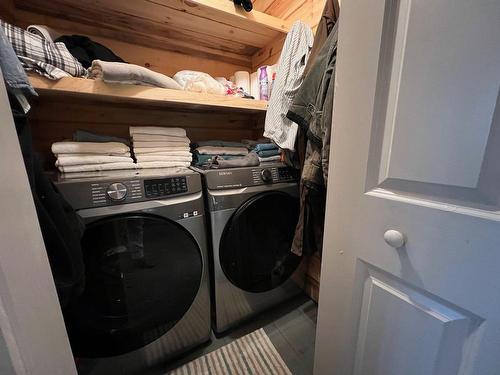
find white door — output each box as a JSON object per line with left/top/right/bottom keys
{"left": 315, "top": 0, "right": 500, "bottom": 374}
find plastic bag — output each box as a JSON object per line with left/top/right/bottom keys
{"left": 173, "top": 70, "right": 226, "bottom": 95}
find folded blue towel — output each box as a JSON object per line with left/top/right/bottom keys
{"left": 191, "top": 140, "right": 245, "bottom": 149}
{"left": 257, "top": 149, "right": 280, "bottom": 158}
{"left": 253, "top": 143, "right": 279, "bottom": 152}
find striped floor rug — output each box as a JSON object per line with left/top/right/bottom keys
{"left": 167, "top": 329, "right": 291, "bottom": 375}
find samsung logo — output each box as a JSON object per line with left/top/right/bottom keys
{"left": 218, "top": 171, "right": 233, "bottom": 176}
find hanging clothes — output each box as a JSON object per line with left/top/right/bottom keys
{"left": 286, "top": 21, "right": 339, "bottom": 256}
{"left": 263, "top": 21, "right": 314, "bottom": 151}
{"left": 0, "top": 27, "right": 37, "bottom": 96}
{"left": 304, "top": 0, "right": 340, "bottom": 75}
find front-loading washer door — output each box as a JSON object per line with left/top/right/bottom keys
{"left": 68, "top": 214, "right": 202, "bottom": 358}
{"left": 219, "top": 191, "right": 301, "bottom": 293}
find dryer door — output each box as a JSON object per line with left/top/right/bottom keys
{"left": 67, "top": 214, "right": 202, "bottom": 358}
{"left": 219, "top": 191, "right": 301, "bottom": 293}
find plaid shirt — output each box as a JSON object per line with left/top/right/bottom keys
{"left": 0, "top": 20, "right": 86, "bottom": 79}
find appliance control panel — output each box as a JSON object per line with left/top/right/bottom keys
{"left": 202, "top": 164, "right": 297, "bottom": 190}
{"left": 90, "top": 179, "right": 142, "bottom": 205}
{"left": 144, "top": 176, "right": 188, "bottom": 198}
{"left": 52, "top": 170, "right": 203, "bottom": 210}
{"left": 251, "top": 166, "right": 298, "bottom": 185}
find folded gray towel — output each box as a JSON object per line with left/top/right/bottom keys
{"left": 89, "top": 60, "right": 182, "bottom": 90}
{"left": 74, "top": 130, "right": 130, "bottom": 145}
{"left": 211, "top": 152, "right": 259, "bottom": 169}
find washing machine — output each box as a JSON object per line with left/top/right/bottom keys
{"left": 192, "top": 163, "right": 304, "bottom": 334}
{"left": 53, "top": 168, "right": 211, "bottom": 374}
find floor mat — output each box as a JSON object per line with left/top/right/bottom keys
{"left": 166, "top": 328, "right": 292, "bottom": 375}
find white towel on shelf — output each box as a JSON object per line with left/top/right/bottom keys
{"left": 54, "top": 152, "right": 132, "bottom": 158}
{"left": 89, "top": 60, "right": 182, "bottom": 90}
{"left": 52, "top": 142, "right": 130, "bottom": 155}
{"left": 56, "top": 155, "right": 133, "bottom": 166}
{"left": 130, "top": 126, "right": 186, "bottom": 137}
{"left": 58, "top": 162, "right": 137, "bottom": 173}
{"left": 137, "top": 161, "right": 191, "bottom": 169}
{"left": 135, "top": 155, "right": 192, "bottom": 163}
{"left": 133, "top": 147, "right": 190, "bottom": 154}
{"left": 131, "top": 134, "right": 190, "bottom": 143}
{"left": 195, "top": 146, "right": 248, "bottom": 156}
{"left": 132, "top": 140, "right": 190, "bottom": 148}
{"left": 133, "top": 150, "right": 192, "bottom": 157}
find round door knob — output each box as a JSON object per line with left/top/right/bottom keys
{"left": 384, "top": 230, "right": 406, "bottom": 248}
{"left": 261, "top": 169, "right": 273, "bottom": 183}
{"left": 106, "top": 182, "right": 127, "bottom": 201}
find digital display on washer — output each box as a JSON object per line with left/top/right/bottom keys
{"left": 144, "top": 177, "right": 187, "bottom": 198}
{"left": 277, "top": 167, "right": 298, "bottom": 181}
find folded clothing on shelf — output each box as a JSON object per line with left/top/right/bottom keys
{"left": 191, "top": 143, "right": 251, "bottom": 167}
{"left": 73, "top": 129, "right": 130, "bottom": 145}
{"left": 52, "top": 140, "right": 134, "bottom": 173}
{"left": 210, "top": 152, "right": 260, "bottom": 169}
{"left": 0, "top": 20, "right": 86, "bottom": 80}
{"left": 55, "top": 155, "right": 133, "bottom": 166}
{"left": 192, "top": 153, "right": 241, "bottom": 167}
{"left": 191, "top": 140, "right": 246, "bottom": 148}
{"left": 132, "top": 140, "right": 190, "bottom": 148}
{"left": 135, "top": 155, "right": 192, "bottom": 163}
{"left": 253, "top": 143, "right": 279, "bottom": 153}
{"left": 255, "top": 148, "right": 281, "bottom": 158}
{"left": 57, "top": 162, "right": 136, "bottom": 173}
{"left": 132, "top": 133, "right": 190, "bottom": 143}
{"left": 136, "top": 161, "right": 191, "bottom": 169}
{"left": 52, "top": 141, "right": 130, "bottom": 155}
{"left": 130, "top": 126, "right": 186, "bottom": 137}
{"left": 195, "top": 146, "right": 248, "bottom": 156}
{"left": 241, "top": 138, "right": 273, "bottom": 149}
{"left": 133, "top": 146, "right": 190, "bottom": 154}
{"left": 27, "top": 25, "right": 61, "bottom": 43}
{"left": 55, "top": 35, "right": 125, "bottom": 69}
{"left": 89, "top": 60, "right": 182, "bottom": 90}
{"left": 130, "top": 126, "right": 192, "bottom": 168}
{"left": 133, "top": 150, "right": 192, "bottom": 157}
{"left": 258, "top": 155, "right": 281, "bottom": 163}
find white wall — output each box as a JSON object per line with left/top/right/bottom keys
{"left": 0, "top": 70, "right": 76, "bottom": 374}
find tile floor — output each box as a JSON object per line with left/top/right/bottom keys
{"left": 164, "top": 294, "right": 318, "bottom": 374}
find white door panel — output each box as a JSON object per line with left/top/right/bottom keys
{"left": 315, "top": 0, "right": 500, "bottom": 374}
{"left": 353, "top": 264, "right": 479, "bottom": 375}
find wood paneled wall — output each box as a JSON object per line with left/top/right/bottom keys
{"left": 11, "top": 9, "right": 252, "bottom": 79}
{"left": 29, "top": 96, "right": 264, "bottom": 168}
{"left": 254, "top": 0, "right": 327, "bottom": 30}
{"left": 252, "top": 0, "right": 327, "bottom": 68}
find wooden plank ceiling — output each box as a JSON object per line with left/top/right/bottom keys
{"left": 13, "top": 0, "right": 291, "bottom": 68}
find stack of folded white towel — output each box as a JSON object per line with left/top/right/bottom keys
{"left": 52, "top": 141, "right": 134, "bottom": 173}
{"left": 130, "top": 126, "right": 192, "bottom": 168}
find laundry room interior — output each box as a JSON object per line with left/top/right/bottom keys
{"left": 0, "top": 0, "right": 335, "bottom": 374}
{"left": 2, "top": 0, "right": 500, "bottom": 374}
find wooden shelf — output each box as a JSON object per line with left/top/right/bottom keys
{"left": 29, "top": 75, "right": 268, "bottom": 113}
{"left": 14, "top": 0, "right": 291, "bottom": 68}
